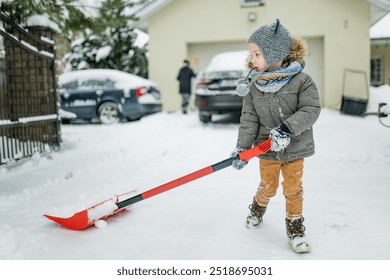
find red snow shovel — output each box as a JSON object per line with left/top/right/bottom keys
{"left": 44, "top": 138, "right": 271, "bottom": 230}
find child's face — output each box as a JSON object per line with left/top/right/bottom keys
{"left": 248, "top": 43, "right": 267, "bottom": 71}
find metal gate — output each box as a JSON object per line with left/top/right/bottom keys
{"left": 0, "top": 11, "right": 60, "bottom": 166}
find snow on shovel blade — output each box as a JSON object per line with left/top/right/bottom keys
{"left": 44, "top": 191, "right": 136, "bottom": 230}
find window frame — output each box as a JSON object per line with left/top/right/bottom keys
{"left": 370, "top": 55, "right": 384, "bottom": 86}
{"left": 240, "top": 0, "right": 264, "bottom": 8}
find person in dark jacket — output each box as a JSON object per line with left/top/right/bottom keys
{"left": 231, "top": 19, "right": 321, "bottom": 253}
{"left": 177, "top": 59, "right": 196, "bottom": 114}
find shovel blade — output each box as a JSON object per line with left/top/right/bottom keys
{"left": 44, "top": 211, "right": 90, "bottom": 230}
{"left": 44, "top": 191, "right": 136, "bottom": 230}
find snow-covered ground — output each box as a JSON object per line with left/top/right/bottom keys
{"left": 368, "top": 84, "right": 390, "bottom": 114}
{"left": 1, "top": 107, "right": 390, "bottom": 262}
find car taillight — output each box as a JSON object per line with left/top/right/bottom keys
{"left": 135, "top": 87, "right": 147, "bottom": 97}
{"left": 197, "top": 100, "right": 206, "bottom": 107}
{"left": 196, "top": 79, "right": 210, "bottom": 87}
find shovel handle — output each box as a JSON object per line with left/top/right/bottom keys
{"left": 116, "top": 139, "right": 271, "bottom": 210}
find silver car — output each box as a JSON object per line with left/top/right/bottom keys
{"left": 195, "top": 51, "right": 248, "bottom": 123}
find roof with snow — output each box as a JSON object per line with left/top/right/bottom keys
{"left": 370, "top": 12, "right": 390, "bottom": 38}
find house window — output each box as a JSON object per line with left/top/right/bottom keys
{"left": 370, "top": 56, "right": 383, "bottom": 86}
{"left": 241, "top": 0, "right": 264, "bottom": 7}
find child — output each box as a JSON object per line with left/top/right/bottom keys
{"left": 232, "top": 19, "right": 321, "bottom": 253}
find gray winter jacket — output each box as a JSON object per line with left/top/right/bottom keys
{"left": 236, "top": 71, "right": 321, "bottom": 162}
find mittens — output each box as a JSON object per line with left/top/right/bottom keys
{"left": 231, "top": 147, "right": 248, "bottom": 170}
{"left": 270, "top": 123, "right": 292, "bottom": 152}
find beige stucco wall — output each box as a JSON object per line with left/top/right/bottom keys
{"left": 371, "top": 44, "right": 390, "bottom": 85}
{"left": 148, "top": 0, "right": 370, "bottom": 111}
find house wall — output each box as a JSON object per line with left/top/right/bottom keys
{"left": 371, "top": 44, "right": 390, "bottom": 85}
{"left": 148, "top": 0, "right": 370, "bottom": 111}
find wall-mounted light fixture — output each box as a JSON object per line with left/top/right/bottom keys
{"left": 248, "top": 12, "right": 257, "bottom": 22}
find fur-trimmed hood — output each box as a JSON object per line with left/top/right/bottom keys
{"left": 284, "top": 36, "right": 307, "bottom": 65}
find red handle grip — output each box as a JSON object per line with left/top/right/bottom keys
{"left": 239, "top": 138, "right": 271, "bottom": 161}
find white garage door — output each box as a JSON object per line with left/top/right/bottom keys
{"left": 188, "top": 41, "right": 247, "bottom": 73}
{"left": 188, "top": 37, "right": 324, "bottom": 104}
{"left": 304, "top": 37, "right": 324, "bottom": 105}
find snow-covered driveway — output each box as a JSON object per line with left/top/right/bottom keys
{"left": 0, "top": 109, "right": 390, "bottom": 260}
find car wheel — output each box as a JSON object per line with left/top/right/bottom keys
{"left": 199, "top": 113, "right": 212, "bottom": 123}
{"left": 98, "top": 102, "right": 120, "bottom": 124}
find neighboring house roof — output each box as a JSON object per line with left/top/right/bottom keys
{"left": 370, "top": 12, "right": 390, "bottom": 39}
{"left": 370, "top": 0, "right": 390, "bottom": 25}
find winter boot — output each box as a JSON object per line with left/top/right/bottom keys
{"left": 285, "top": 216, "right": 311, "bottom": 253}
{"left": 246, "top": 197, "right": 267, "bottom": 229}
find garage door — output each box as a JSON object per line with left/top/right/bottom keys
{"left": 188, "top": 41, "right": 247, "bottom": 73}
{"left": 304, "top": 37, "right": 324, "bottom": 105}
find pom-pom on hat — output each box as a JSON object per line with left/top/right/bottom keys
{"left": 248, "top": 19, "right": 292, "bottom": 66}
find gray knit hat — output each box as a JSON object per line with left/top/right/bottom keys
{"left": 248, "top": 19, "right": 292, "bottom": 66}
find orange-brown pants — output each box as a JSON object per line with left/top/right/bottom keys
{"left": 256, "top": 158, "right": 304, "bottom": 219}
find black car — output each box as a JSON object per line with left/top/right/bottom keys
{"left": 195, "top": 51, "right": 248, "bottom": 123}
{"left": 59, "top": 69, "right": 162, "bottom": 124}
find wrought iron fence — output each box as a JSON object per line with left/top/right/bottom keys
{"left": 0, "top": 11, "right": 60, "bottom": 166}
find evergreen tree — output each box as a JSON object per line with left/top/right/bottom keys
{"left": 0, "top": 0, "right": 93, "bottom": 35}
{"left": 1, "top": 0, "right": 149, "bottom": 78}
{"left": 64, "top": 0, "right": 149, "bottom": 78}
